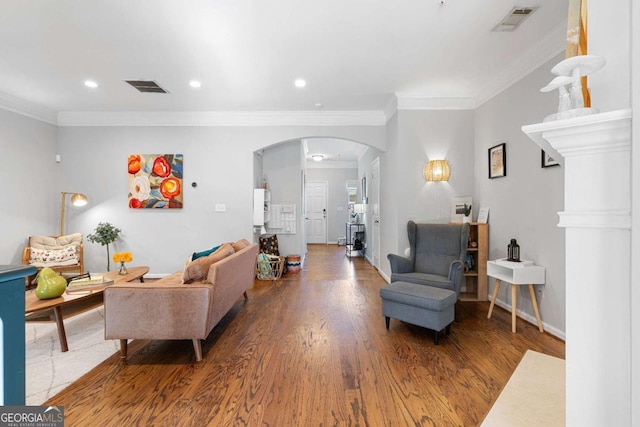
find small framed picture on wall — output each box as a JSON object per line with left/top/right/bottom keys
{"left": 541, "top": 149, "right": 560, "bottom": 168}
{"left": 488, "top": 143, "right": 506, "bottom": 179}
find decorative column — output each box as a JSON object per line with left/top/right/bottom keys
{"left": 0, "top": 265, "right": 37, "bottom": 405}
{"left": 523, "top": 109, "right": 632, "bottom": 426}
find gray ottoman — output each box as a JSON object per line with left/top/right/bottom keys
{"left": 380, "top": 281, "right": 457, "bottom": 344}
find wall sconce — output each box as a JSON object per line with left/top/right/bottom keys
{"left": 424, "top": 160, "right": 450, "bottom": 182}
{"left": 60, "top": 192, "right": 88, "bottom": 235}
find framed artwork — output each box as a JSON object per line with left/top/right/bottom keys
{"left": 488, "top": 143, "right": 506, "bottom": 179}
{"left": 128, "top": 154, "right": 183, "bottom": 208}
{"left": 541, "top": 149, "right": 560, "bottom": 168}
{"left": 477, "top": 207, "right": 490, "bottom": 224}
{"left": 451, "top": 196, "right": 473, "bottom": 223}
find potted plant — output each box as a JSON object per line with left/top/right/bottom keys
{"left": 463, "top": 204, "right": 472, "bottom": 223}
{"left": 87, "top": 222, "right": 122, "bottom": 271}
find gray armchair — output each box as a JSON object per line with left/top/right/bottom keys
{"left": 387, "top": 221, "right": 470, "bottom": 295}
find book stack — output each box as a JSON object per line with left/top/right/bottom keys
{"left": 66, "top": 275, "right": 114, "bottom": 294}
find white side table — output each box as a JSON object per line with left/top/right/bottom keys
{"left": 487, "top": 259, "right": 545, "bottom": 333}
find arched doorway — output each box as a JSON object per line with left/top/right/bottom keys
{"left": 254, "top": 137, "right": 382, "bottom": 266}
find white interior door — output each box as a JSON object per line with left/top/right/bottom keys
{"left": 305, "top": 181, "right": 327, "bottom": 244}
{"left": 370, "top": 158, "right": 381, "bottom": 269}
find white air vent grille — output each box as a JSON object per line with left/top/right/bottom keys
{"left": 492, "top": 6, "right": 538, "bottom": 32}
{"left": 125, "top": 80, "right": 168, "bottom": 93}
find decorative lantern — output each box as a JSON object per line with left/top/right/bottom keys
{"left": 507, "top": 239, "right": 520, "bottom": 262}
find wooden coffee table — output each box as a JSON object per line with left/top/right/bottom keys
{"left": 25, "top": 266, "right": 149, "bottom": 352}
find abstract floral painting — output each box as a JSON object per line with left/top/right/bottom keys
{"left": 128, "top": 154, "right": 183, "bottom": 208}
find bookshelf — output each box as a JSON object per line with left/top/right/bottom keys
{"left": 459, "top": 222, "right": 488, "bottom": 301}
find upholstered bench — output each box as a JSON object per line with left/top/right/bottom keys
{"left": 380, "top": 281, "right": 457, "bottom": 344}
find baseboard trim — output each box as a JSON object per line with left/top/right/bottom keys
{"left": 488, "top": 296, "right": 565, "bottom": 340}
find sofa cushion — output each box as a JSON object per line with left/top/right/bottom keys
{"left": 30, "top": 233, "right": 82, "bottom": 249}
{"left": 182, "top": 243, "right": 235, "bottom": 283}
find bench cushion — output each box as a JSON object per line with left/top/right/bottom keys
{"left": 380, "top": 281, "right": 456, "bottom": 311}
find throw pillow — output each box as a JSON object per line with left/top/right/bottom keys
{"left": 29, "top": 246, "right": 78, "bottom": 267}
{"left": 231, "top": 239, "right": 251, "bottom": 252}
{"left": 182, "top": 243, "right": 235, "bottom": 283}
{"left": 259, "top": 234, "right": 279, "bottom": 256}
{"left": 192, "top": 245, "right": 221, "bottom": 261}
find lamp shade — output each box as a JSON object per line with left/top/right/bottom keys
{"left": 70, "top": 193, "right": 88, "bottom": 206}
{"left": 424, "top": 160, "right": 450, "bottom": 182}
{"left": 60, "top": 192, "right": 88, "bottom": 235}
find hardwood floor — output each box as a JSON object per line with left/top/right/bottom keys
{"left": 46, "top": 244, "right": 564, "bottom": 426}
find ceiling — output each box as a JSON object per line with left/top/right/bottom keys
{"left": 0, "top": 1, "right": 568, "bottom": 162}
{"left": 0, "top": 0, "right": 567, "bottom": 116}
{"left": 303, "top": 138, "right": 367, "bottom": 167}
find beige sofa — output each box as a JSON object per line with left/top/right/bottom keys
{"left": 104, "top": 240, "right": 259, "bottom": 361}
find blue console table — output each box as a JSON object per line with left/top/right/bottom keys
{"left": 0, "top": 265, "right": 36, "bottom": 405}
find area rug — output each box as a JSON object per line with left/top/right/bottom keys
{"left": 25, "top": 305, "right": 119, "bottom": 405}
{"left": 481, "top": 350, "right": 565, "bottom": 427}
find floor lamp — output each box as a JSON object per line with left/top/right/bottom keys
{"left": 60, "top": 192, "right": 88, "bottom": 236}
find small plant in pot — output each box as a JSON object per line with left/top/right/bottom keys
{"left": 87, "top": 222, "right": 122, "bottom": 271}
{"left": 463, "top": 204, "right": 472, "bottom": 223}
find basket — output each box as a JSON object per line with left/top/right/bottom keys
{"left": 285, "top": 255, "right": 301, "bottom": 273}
{"left": 255, "top": 254, "right": 285, "bottom": 280}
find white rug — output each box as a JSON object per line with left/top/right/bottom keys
{"left": 25, "top": 305, "right": 119, "bottom": 405}
{"left": 481, "top": 350, "right": 565, "bottom": 427}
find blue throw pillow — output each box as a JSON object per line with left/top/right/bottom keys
{"left": 192, "top": 245, "right": 221, "bottom": 261}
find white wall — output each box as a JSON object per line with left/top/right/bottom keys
{"left": 631, "top": 0, "right": 640, "bottom": 422}
{"left": 0, "top": 109, "right": 58, "bottom": 264}
{"left": 305, "top": 167, "right": 357, "bottom": 243}
{"left": 357, "top": 146, "right": 383, "bottom": 262}
{"left": 379, "top": 113, "right": 400, "bottom": 281}
{"left": 474, "top": 52, "right": 566, "bottom": 338}
{"left": 56, "top": 125, "right": 384, "bottom": 275}
{"left": 377, "top": 109, "right": 475, "bottom": 280}
{"left": 262, "top": 140, "right": 304, "bottom": 257}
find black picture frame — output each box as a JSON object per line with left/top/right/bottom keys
{"left": 488, "top": 143, "right": 506, "bottom": 179}
{"left": 541, "top": 149, "right": 560, "bottom": 168}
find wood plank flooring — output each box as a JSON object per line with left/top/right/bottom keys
{"left": 46, "top": 244, "right": 564, "bottom": 426}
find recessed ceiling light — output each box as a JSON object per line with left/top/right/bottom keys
{"left": 189, "top": 80, "right": 202, "bottom": 88}
{"left": 311, "top": 154, "right": 324, "bottom": 162}
{"left": 294, "top": 79, "right": 306, "bottom": 88}
{"left": 84, "top": 80, "right": 98, "bottom": 88}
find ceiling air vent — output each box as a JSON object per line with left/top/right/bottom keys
{"left": 125, "top": 80, "right": 169, "bottom": 93}
{"left": 492, "top": 7, "right": 538, "bottom": 32}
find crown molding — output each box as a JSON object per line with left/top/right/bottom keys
{"left": 395, "top": 93, "right": 475, "bottom": 110}
{"left": 0, "top": 91, "right": 58, "bottom": 124}
{"left": 57, "top": 110, "right": 387, "bottom": 127}
{"left": 383, "top": 95, "right": 398, "bottom": 121}
{"left": 474, "top": 22, "right": 567, "bottom": 108}
{"left": 394, "top": 23, "right": 567, "bottom": 112}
